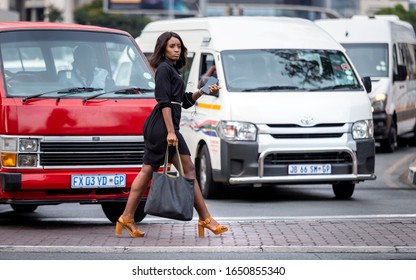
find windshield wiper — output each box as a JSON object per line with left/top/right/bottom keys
{"left": 22, "top": 87, "right": 103, "bottom": 103}
{"left": 56, "top": 87, "right": 103, "bottom": 102}
{"left": 308, "top": 84, "right": 363, "bottom": 92}
{"left": 57, "top": 87, "right": 103, "bottom": 94}
{"left": 115, "top": 87, "right": 154, "bottom": 94}
{"left": 83, "top": 87, "right": 154, "bottom": 103}
{"left": 241, "top": 85, "right": 300, "bottom": 92}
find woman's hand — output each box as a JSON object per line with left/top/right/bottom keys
{"left": 167, "top": 131, "right": 178, "bottom": 146}
{"left": 208, "top": 84, "right": 221, "bottom": 94}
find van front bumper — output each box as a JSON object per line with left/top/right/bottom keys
{"left": 214, "top": 139, "right": 376, "bottom": 186}
{"left": 373, "top": 111, "right": 393, "bottom": 141}
{"left": 0, "top": 169, "right": 148, "bottom": 204}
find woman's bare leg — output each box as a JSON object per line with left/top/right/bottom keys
{"left": 122, "top": 164, "right": 156, "bottom": 220}
{"left": 172, "top": 154, "right": 222, "bottom": 227}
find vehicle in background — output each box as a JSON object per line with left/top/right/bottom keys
{"left": 0, "top": 22, "right": 156, "bottom": 223}
{"left": 316, "top": 15, "right": 416, "bottom": 153}
{"left": 138, "top": 16, "right": 375, "bottom": 199}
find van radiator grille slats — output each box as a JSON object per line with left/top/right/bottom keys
{"left": 264, "top": 152, "right": 352, "bottom": 165}
{"left": 40, "top": 142, "right": 144, "bottom": 166}
{"left": 271, "top": 133, "right": 343, "bottom": 139}
{"left": 267, "top": 123, "right": 345, "bottom": 128}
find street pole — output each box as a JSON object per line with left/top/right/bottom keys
{"left": 168, "top": 0, "right": 174, "bottom": 19}
{"left": 199, "top": 0, "right": 207, "bottom": 17}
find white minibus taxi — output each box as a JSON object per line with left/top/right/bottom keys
{"left": 138, "top": 16, "right": 375, "bottom": 199}
{"left": 316, "top": 15, "right": 416, "bottom": 153}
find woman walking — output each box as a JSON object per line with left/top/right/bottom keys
{"left": 115, "top": 31, "right": 228, "bottom": 238}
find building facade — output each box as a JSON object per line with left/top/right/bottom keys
{"left": 0, "top": 0, "right": 89, "bottom": 22}
{"left": 0, "top": 0, "right": 414, "bottom": 23}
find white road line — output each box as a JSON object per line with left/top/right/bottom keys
{"left": 384, "top": 153, "right": 415, "bottom": 188}
{"left": 2, "top": 213, "right": 415, "bottom": 224}
{"left": 1, "top": 245, "right": 416, "bottom": 254}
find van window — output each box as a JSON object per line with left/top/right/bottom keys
{"left": 342, "top": 43, "right": 388, "bottom": 78}
{"left": 199, "top": 53, "right": 216, "bottom": 87}
{"left": 200, "top": 53, "right": 215, "bottom": 76}
{"left": 221, "top": 49, "right": 361, "bottom": 92}
{"left": 182, "top": 52, "right": 194, "bottom": 85}
{"left": 393, "top": 44, "right": 399, "bottom": 79}
{"left": 143, "top": 51, "right": 194, "bottom": 85}
{"left": 2, "top": 47, "right": 46, "bottom": 73}
{"left": 398, "top": 43, "right": 416, "bottom": 80}
{"left": 0, "top": 30, "right": 155, "bottom": 99}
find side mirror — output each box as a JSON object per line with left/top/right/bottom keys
{"left": 361, "top": 76, "right": 372, "bottom": 93}
{"left": 394, "top": 64, "right": 407, "bottom": 82}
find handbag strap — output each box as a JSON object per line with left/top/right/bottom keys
{"left": 163, "top": 145, "right": 185, "bottom": 177}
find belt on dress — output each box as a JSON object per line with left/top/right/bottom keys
{"left": 171, "top": 101, "right": 182, "bottom": 106}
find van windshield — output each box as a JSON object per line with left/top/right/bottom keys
{"left": 342, "top": 43, "right": 389, "bottom": 78}
{"left": 0, "top": 30, "right": 155, "bottom": 99}
{"left": 221, "top": 49, "right": 362, "bottom": 92}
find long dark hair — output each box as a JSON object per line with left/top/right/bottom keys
{"left": 149, "top": 31, "right": 187, "bottom": 69}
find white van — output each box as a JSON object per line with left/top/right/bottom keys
{"left": 316, "top": 15, "right": 416, "bottom": 153}
{"left": 138, "top": 16, "right": 375, "bottom": 199}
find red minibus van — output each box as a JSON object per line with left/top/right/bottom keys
{"left": 0, "top": 22, "right": 156, "bottom": 223}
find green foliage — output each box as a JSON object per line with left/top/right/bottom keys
{"left": 74, "top": 0, "right": 151, "bottom": 38}
{"left": 46, "top": 4, "right": 63, "bottom": 22}
{"left": 375, "top": 3, "right": 416, "bottom": 31}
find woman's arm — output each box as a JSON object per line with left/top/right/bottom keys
{"left": 191, "top": 89, "right": 203, "bottom": 101}
{"left": 161, "top": 107, "right": 177, "bottom": 146}
{"left": 182, "top": 85, "right": 221, "bottom": 109}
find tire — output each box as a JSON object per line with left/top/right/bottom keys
{"left": 380, "top": 124, "right": 397, "bottom": 153}
{"left": 196, "top": 145, "right": 222, "bottom": 199}
{"left": 332, "top": 182, "right": 355, "bottom": 199}
{"left": 10, "top": 204, "right": 38, "bottom": 213}
{"left": 101, "top": 201, "right": 146, "bottom": 224}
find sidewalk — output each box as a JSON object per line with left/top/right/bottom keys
{"left": 1, "top": 215, "right": 416, "bottom": 254}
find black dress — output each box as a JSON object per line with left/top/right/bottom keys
{"left": 143, "top": 59, "right": 195, "bottom": 167}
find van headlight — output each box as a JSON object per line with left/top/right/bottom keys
{"left": 217, "top": 121, "right": 257, "bottom": 141}
{"left": 352, "top": 120, "right": 374, "bottom": 139}
{"left": 1, "top": 137, "right": 18, "bottom": 151}
{"left": 19, "top": 139, "right": 38, "bottom": 152}
{"left": 371, "top": 93, "right": 387, "bottom": 113}
{"left": 1, "top": 137, "right": 39, "bottom": 167}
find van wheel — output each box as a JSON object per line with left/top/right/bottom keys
{"left": 196, "top": 145, "right": 221, "bottom": 199}
{"left": 332, "top": 182, "right": 355, "bottom": 199}
{"left": 380, "top": 125, "right": 397, "bottom": 153}
{"left": 10, "top": 204, "right": 38, "bottom": 213}
{"left": 101, "top": 201, "right": 146, "bottom": 224}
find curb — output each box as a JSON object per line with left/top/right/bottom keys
{"left": 2, "top": 245, "right": 416, "bottom": 254}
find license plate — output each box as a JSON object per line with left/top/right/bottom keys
{"left": 288, "top": 164, "right": 331, "bottom": 175}
{"left": 71, "top": 174, "right": 126, "bottom": 188}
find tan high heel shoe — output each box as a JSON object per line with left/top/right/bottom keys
{"left": 115, "top": 215, "right": 144, "bottom": 238}
{"left": 198, "top": 216, "right": 228, "bottom": 237}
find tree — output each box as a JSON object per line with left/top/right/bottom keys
{"left": 375, "top": 3, "right": 416, "bottom": 31}
{"left": 74, "top": 0, "right": 151, "bottom": 38}
{"left": 46, "top": 4, "right": 63, "bottom": 22}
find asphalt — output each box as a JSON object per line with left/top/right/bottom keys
{"left": 0, "top": 162, "right": 414, "bottom": 256}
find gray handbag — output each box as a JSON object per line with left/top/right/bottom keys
{"left": 144, "top": 145, "right": 194, "bottom": 221}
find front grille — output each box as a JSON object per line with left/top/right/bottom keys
{"left": 271, "top": 133, "right": 343, "bottom": 139}
{"left": 40, "top": 141, "right": 145, "bottom": 166}
{"left": 267, "top": 123, "right": 345, "bottom": 128}
{"left": 263, "top": 152, "right": 352, "bottom": 165}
